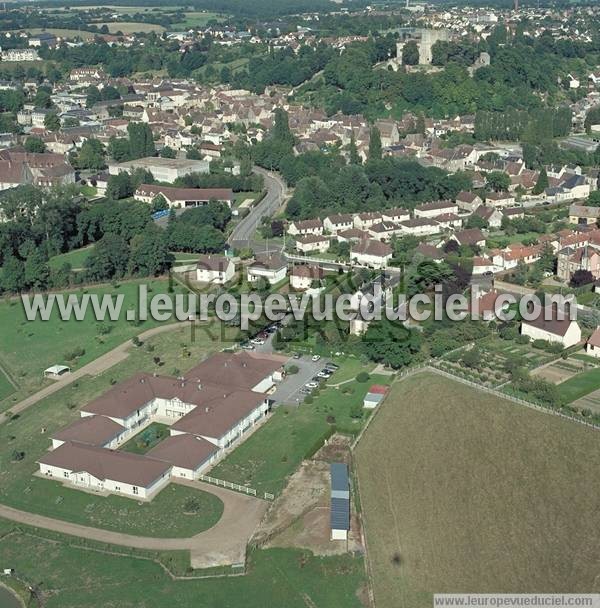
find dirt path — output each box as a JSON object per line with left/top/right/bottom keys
{"left": 0, "top": 321, "right": 191, "bottom": 425}
{"left": 0, "top": 480, "right": 268, "bottom": 569}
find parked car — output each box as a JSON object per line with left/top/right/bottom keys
{"left": 251, "top": 338, "right": 265, "bottom": 346}
{"left": 293, "top": 352, "right": 301, "bottom": 359}
{"left": 241, "top": 343, "right": 255, "bottom": 351}
{"left": 311, "top": 354, "right": 321, "bottom": 362}
{"left": 300, "top": 387, "right": 312, "bottom": 395}
{"left": 325, "top": 363, "right": 339, "bottom": 371}
{"left": 317, "top": 370, "right": 331, "bottom": 379}
{"left": 305, "top": 382, "right": 319, "bottom": 389}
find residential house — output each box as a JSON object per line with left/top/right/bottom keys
{"left": 196, "top": 254, "right": 235, "bottom": 284}
{"left": 585, "top": 327, "right": 600, "bottom": 358}
{"left": 456, "top": 191, "right": 483, "bottom": 212}
{"left": 353, "top": 212, "right": 382, "bottom": 230}
{"left": 521, "top": 303, "right": 581, "bottom": 349}
{"left": 351, "top": 239, "right": 393, "bottom": 269}
{"left": 449, "top": 228, "right": 486, "bottom": 248}
{"left": 556, "top": 245, "right": 600, "bottom": 282}
{"left": 287, "top": 219, "right": 323, "bottom": 237}
{"left": 247, "top": 253, "right": 288, "bottom": 285}
{"left": 295, "top": 234, "right": 330, "bottom": 254}
{"left": 485, "top": 191, "right": 516, "bottom": 208}
{"left": 381, "top": 208, "right": 410, "bottom": 223}
{"left": 323, "top": 213, "right": 354, "bottom": 234}
{"left": 414, "top": 200, "right": 458, "bottom": 219}
{"left": 399, "top": 218, "right": 440, "bottom": 236}
{"left": 290, "top": 265, "right": 324, "bottom": 290}
{"left": 474, "top": 206, "right": 503, "bottom": 229}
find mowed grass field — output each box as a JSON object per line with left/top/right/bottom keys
{"left": 0, "top": 522, "right": 366, "bottom": 608}
{"left": 355, "top": 373, "right": 600, "bottom": 608}
{"left": 0, "top": 278, "right": 188, "bottom": 409}
{"left": 557, "top": 367, "right": 600, "bottom": 403}
{"left": 11, "top": 28, "right": 96, "bottom": 40}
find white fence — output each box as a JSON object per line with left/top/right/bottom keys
{"left": 198, "top": 475, "right": 257, "bottom": 496}
{"left": 197, "top": 475, "right": 276, "bottom": 501}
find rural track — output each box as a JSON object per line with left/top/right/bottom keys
{"left": 0, "top": 480, "right": 268, "bottom": 569}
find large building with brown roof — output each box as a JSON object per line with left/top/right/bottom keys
{"left": 134, "top": 184, "right": 234, "bottom": 208}
{"left": 39, "top": 352, "right": 286, "bottom": 500}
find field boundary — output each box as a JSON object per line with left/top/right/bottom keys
{"left": 353, "top": 364, "right": 600, "bottom": 440}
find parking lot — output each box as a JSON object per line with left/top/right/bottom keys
{"left": 241, "top": 318, "right": 334, "bottom": 407}
{"left": 270, "top": 355, "right": 330, "bottom": 406}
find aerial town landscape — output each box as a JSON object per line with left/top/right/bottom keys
{"left": 0, "top": 0, "right": 599, "bottom": 606}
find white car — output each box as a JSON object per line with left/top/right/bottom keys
{"left": 241, "top": 343, "right": 255, "bottom": 350}
{"left": 305, "top": 382, "right": 319, "bottom": 389}
{"left": 251, "top": 338, "right": 265, "bottom": 346}
{"left": 311, "top": 355, "right": 321, "bottom": 362}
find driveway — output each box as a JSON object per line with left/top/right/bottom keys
{"left": 0, "top": 480, "right": 268, "bottom": 570}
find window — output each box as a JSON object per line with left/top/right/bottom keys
{"left": 132, "top": 486, "right": 139, "bottom": 495}
{"left": 63, "top": 472, "right": 69, "bottom": 478}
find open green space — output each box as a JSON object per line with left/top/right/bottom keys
{"left": 10, "top": 28, "right": 96, "bottom": 40}
{"left": 3, "top": 479, "right": 222, "bottom": 538}
{"left": 48, "top": 245, "right": 94, "bottom": 270}
{"left": 556, "top": 367, "right": 600, "bottom": 403}
{"left": 0, "top": 370, "right": 15, "bottom": 401}
{"left": 171, "top": 11, "right": 225, "bottom": 29}
{"left": 355, "top": 373, "right": 600, "bottom": 608}
{"left": 0, "top": 525, "right": 366, "bottom": 608}
{"left": 0, "top": 278, "right": 190, "bottom": 410}
{"left": 0, "top": 321, "right": 239, "bottom": 535}
{"left": 210, "top": 368, "right": 392, "bottom": 495}
{"left": 120, "top": 422, "right": 170, "bottom": 454}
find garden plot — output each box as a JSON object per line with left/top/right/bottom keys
{"left": 532, "top": 358, "right": 590, "bottom": 385}
{"left": 437, "top": 339, "right": 557, "bottom": 389}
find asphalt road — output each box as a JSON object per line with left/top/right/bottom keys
{"left": 229, "top": 167, "right": 287, "bottom": 252}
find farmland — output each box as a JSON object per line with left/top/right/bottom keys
{"left": 94, "top": 21, "right": 166, "bottom": 33}
{"left": 355, "top": 373, "right": 600, "bottom": 608}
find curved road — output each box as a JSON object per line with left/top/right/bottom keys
{"left": 0, "top": 480, "right": 268, "bottom": 569}
{"left": 229, "top": 167, "right": 287, "bottom": 253}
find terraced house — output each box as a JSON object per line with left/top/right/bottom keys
{"left": 38, "top": 352, "right": 286, "bottom": 500}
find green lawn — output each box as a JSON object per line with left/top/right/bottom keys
{"left": 0, "top": 278, "right": 191, "bottom": 410}
{"left": 120, "top": 422, "right": 170, "bottom": 454}
{"left": 210, "top": 370, "right": 392, "bottom": 495}
{"left": 2, "top": 478, "right": 222, "bottom": 538}
{"left": 0, "top": 369, "right": 15, "bottom": 401}
{"left": 557, "top": 367, "right": 600, "bottom": 403}
{"left": 171, "top": 10, "right": 224, "bottom": 28}
{"left": 48, "top": 245, "right": 94, "bottom": 270}
{"left": 0, "top": 528, "right": 366, "bottom": 608}
{"left": 0, "top": 320, "right": 240, "bottom": 535}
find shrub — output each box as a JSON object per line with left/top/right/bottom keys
{"left": 516, "top": 335, "right": 530, "bottom": 344}
{"left": 64, "top": 346, "right": 85, "bottom": 360}
{"left": 286, "top": 364, "right": 299, "bottom": 375}
{"left": 11, "top": 450, "right": 25, "bottom": 462}
{"left": 355, "top": 371, "right": 370, "bottom": 383}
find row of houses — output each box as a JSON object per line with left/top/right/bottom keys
{"left": 38, "top": 351, "right": 286, "bottom": 500}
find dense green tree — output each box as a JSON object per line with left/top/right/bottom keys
{"left": 24, "top": 136, "right": 46, "bottom": 153}
{"left": 532, "top": 167, "right": 549, "bottom": 195}
{"left": 402, "top": 41, "right": 419, "bottom": 66}
{"left": 361, "top": 320, "right": 422, "bottom": 369}
{"left": 128, "top": 225, "right": 173, "bottom": 277}
{"left": 368, "top": 126, "right": 382, "bottom": 162}
{"left": 44, "top": 112, "right": 61, "bottom": 132}
{"left": 85, "top": 233, "right": 130, "bottom": 281}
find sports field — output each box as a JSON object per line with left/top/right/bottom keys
{"left": 355, "top": 373, "right": 600, "bottom": 607}
{"left": 94, "top": 21, "right": 165, "bottom": 33}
